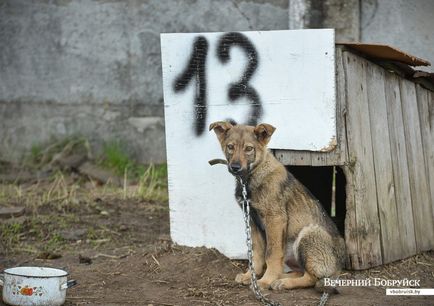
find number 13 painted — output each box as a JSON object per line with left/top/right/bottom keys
{"left": 173, "top": 32, "right": 263, "bottom": 136}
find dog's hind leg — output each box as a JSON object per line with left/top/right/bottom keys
{"left": 270, "top": 272, "right": 317, "bottom": 290}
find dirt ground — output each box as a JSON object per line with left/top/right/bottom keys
{"left": 1, "top": 165, "right": 433, "bottom": 306}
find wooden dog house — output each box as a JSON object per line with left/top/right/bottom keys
{"left": 274, "top": 45, "right": 434, "bottom": 270}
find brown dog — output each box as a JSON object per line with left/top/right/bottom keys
{"left": 209, "top": 121, "right": 346, "bottom": 291}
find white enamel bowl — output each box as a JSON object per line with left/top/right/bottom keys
{"left": 0, "top": 266, "right": 77, "bottom": 306}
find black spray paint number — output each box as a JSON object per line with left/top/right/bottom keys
{"left": 173, "top": 36, "right": 209, "bottom": 136}
{"left": 217, "top": 32, "right": 263, "bottom": 127}
{"left": 173, "top": 32, "right": 262, "bottom": 136}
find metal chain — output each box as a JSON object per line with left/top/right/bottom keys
{"left": 239, "top": 178, "right": 282, "bottom": 306}
{"left": 239, "top": 178, "right": 330, "bottom": 306}
{"left": 318, "top": 274, "right": 341, "bottom": 306}
{"left": 318, "top": 292, "right": 329, "bottom": 306}
{"left": 318, "top": 275, "right": 340, "bottom": 306}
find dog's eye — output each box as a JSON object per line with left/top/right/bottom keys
{"left": 245, "top": 146, "right": 254, "bottom": 152}
{"left": 227, "top": 144, "right": 234, "bottom": 150}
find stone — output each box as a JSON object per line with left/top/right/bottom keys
{"left": 0, "top": 206, "right": 25, "bottom": 219}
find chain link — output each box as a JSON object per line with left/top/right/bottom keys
{"left": 318, "top": 292, "right": 329, "bottom": 306}
{"left": 238, "top": 178, "right": 329, "bottom": 306}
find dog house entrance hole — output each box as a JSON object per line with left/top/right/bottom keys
{"left": 286, "top": 166, "right": 346, "bottom": 236}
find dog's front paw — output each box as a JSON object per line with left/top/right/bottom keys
{"left": 235, "top": 272, "right": 251, "bottom": 285}
{"left": 271, "top": 278, "right": 294, "bottom": 290}
{"left": 257, "top": 278, "right": 273, "bottom": 290}
{"left": 270, "top": 279, "right": 289, "bottom": 290}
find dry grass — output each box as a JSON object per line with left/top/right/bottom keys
{"left": 0, "top": 169, "right": 168, "bottom": 255}
{"left": 0, "top": 138, "right": 168, "bottom": 255}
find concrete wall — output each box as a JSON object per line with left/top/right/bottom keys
{"left": 361, "top": 0, "right": 434, "bottom": 72}
{"left": 0, "top": 0, "right": 288, "bottom": 163}
{"left": 2, "top": 0, "right": 433, "bottom": 163}
{"left": 289, "top": 0, "right": 360, "bottom": 41}
{"left": 289, "top": 0, "right": 434, "bottom": 72}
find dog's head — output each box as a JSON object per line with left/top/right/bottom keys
{"left": 209, "top": 121, "right": 276, "bottom": 177}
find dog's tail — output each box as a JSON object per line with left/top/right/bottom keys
{"left": 315, "top": 277, "right": 339, "bottom": 294}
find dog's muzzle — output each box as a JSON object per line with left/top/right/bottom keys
{"left": 228, "top": 163, "right": 250, "bottom": 179}
{"left": 229, "top": 163, "right": 242, "bottom": 173}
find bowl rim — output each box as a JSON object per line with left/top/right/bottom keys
{"left": 3, "top": 266, "right": 69, "bottom": 278}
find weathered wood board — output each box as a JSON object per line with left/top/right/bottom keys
{"left": 365, "top": 62, "right": 402, "bottom": 263}
{"left": 161, "top": 29, "right": 336, "bottom": 257}
{"left": 415, "top": 85, "right": 434, "bottom": 248}
{"left": 343, "top": 52, "right": 382, "bottom": 269}
{"left": 400, "top": 79, "right": 434, "bottom": 252}
{"left": 384, "top": 73, "right": 417, "bottom": 258}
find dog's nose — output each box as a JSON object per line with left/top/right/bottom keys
{"left": 229, "top": 163, "right": 242, "bottom": 173}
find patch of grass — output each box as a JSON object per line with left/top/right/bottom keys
{"left": 0, "top": 222, "right": 24, "bottom": 249}
{"left": 135, "top": 164, "right": 168, "bottom": 202}
{"left": 100, "top": 141, "right": 168, "bottom": 202}
{"left": 152, "top": 164, "right": 168, "bottom": 182}
{"left": 0, "top": 215, "right": 84, "bottom": 254}
{"left": 101, "top": 142, "right": 135, "bottom": 176}
{"left": 86, "top": 227, "right": 99, "bottom": 240}
{"left": 39, "top": 171, "right": 80, "bottom": 212}
{"left": 0, "top": 139, "right": 169, "bottom": 255}
{"left": 57, "top": 214, "right": 80, "bottom": 228}
{"left": 101, "top": 142, "right": 167, "bottom": 177}
{"left": 43, "top": 233, "right": 65, "bottom": 252}
{"left": 23, "top": 138, "right": 169, "bottom": 203}
{"left": 30, "top": 144, "right": 44, "bottom": 163}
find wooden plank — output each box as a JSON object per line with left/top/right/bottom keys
{"left": 365, "top": 62, "right": 402, "bottom": 263}
{"left": 343, "top": 51, "right": 382, "bottom": 269}
{"left": 274, "top": 149, "right": 336, "bottom": 167}
{"left": 274, "top": 149, "right": 339, "bottom": 166}
{"left": 416, "top": 85, "right": 434, "bottom": 248}
{"left": 342, "top": 165, "right": 359, "bottom": 269}
{"left": 429, "top": 90, "right": 434, "bottom": 226}
{"left": 334, "top": 47, "right": 348, "bottom": 166}
{"left": 336, "top": 47, "right": 359, "bottom": 268}
{"left": 310, "top": 152, "right": 328, "bottom": 166}
{"left": 400, "top": 79, "right": 434, "bottom": 252}
{"left": 429, "top": 90, "right": 434, "bottom": 229}
{"left": 274, "top": 150, "right": 312, "bottom": 166}
{"left": 384, "top": 73, "right": 417, "bottom": 258}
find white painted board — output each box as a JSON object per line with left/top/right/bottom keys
{"left": 161, "top": 29, "right": 335, "bottom": 258}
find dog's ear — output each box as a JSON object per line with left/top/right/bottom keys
{"left": 254, "top": 123, "right": 276, "bottom": 145}
{"left": 209, "top": 121, "right": 233, "bottom": 143}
